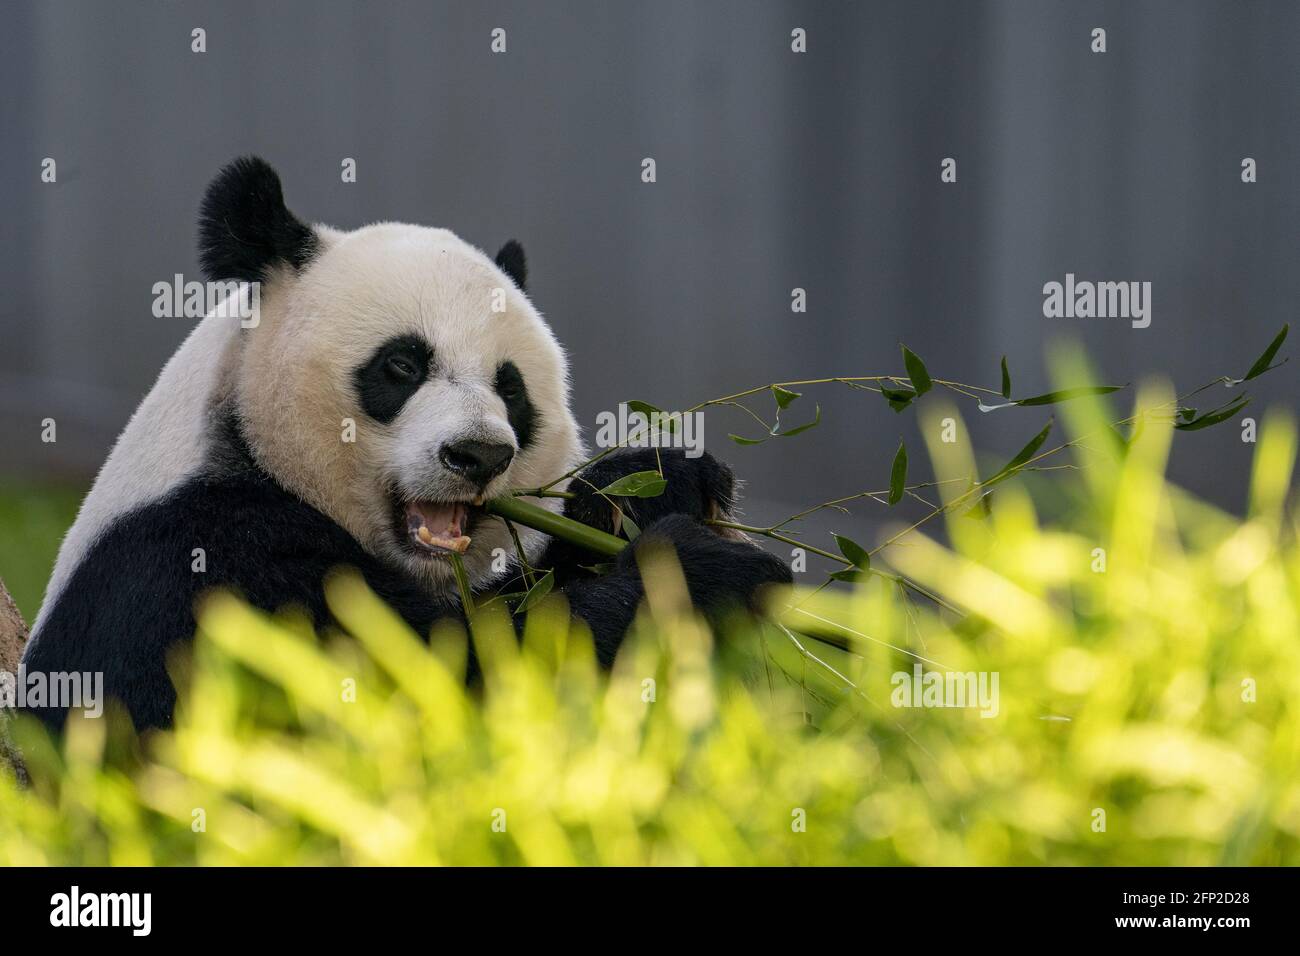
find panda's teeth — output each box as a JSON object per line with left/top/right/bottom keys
{"left": 403, "top": 499, "right": 475, "bottom": 555}
{"left": 472, "top": 494, "right": 485, "bottom": 507}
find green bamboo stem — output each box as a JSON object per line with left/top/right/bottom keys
{"left": 448, "top": 552, "right": 476, "bottom": 616}
{"left": 484, "top": 495, "right": 627, "bottom": 558}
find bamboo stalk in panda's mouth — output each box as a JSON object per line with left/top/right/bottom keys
{"left": 484, "top": 495, "right": 627, "bottom": 558}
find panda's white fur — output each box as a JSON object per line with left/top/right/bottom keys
{"left": 234, "top": 222, "right": 582, "bottom": 589}
{"left": 33, "top": 287, "right": 244, "bottom": 634}
{"left": 36, "top": 221, "right": 582, "bottom": 632}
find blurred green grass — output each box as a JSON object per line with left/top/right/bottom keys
{"left": 0, "top": 397, "right": 1296, "bottom": 866}
{"left": 0, "top": 480, "right": 85, "bottom": 624}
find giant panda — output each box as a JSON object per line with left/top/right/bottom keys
{"left": 23, "top": 157, "right": 791, "bottom": 732}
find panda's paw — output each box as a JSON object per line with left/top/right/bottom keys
{"left": 566, "top": 448, "right": 738, "bottom": 533}
{"left": 621, "top": 514, "right": 793, "bottom": 614}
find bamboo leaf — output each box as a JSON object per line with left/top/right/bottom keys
{"left": 984, "top": 419, "right": 1053, "bottom": 489}
{"left": 830, "top": 568, "right": 870, "bottom": 583}
{"left": 881, "top": 386, "right": 916, "bottom": 413}
{"left": 597, "top": 471, "right": 667, "bottom": 498}
{"left": 888, "top": 441, "right": 907, "bottom": 506}
{"left": 1175, "top": 395, "right": 1251, "bottom": 431}
{"left": 833, "top": 534, "right": 871, "bottom": 570}
{"left": 626, "top": 399, "right": 677, "bottom": 434}
{"left": 1000, "top": 356, "right": 1012, "bottom": 399}
{"left": 1013, "top": 386, "right": 1124, "bottom": 407}
{"left": 778, "top": 404, "right": 821, "bottom": 437}
{"left": 769, "top": 386, "right": 803, "bottom": 435}
{"left": 771, "top": 385, "right": 801, "bottom": 409}
{"left": 477, "top": 590, "right": 529, "bottom": 611}
{"left": 1242, "top": 323, "right": 1289, "bottom": 381}
{"left": 729, "top": 434, "right": 767, "bottom": 446}
{"left": 901, "top": 345, "right": 932, "bottom": 396}
{"left": 514, "top": 570, "right": 555, "bottom": 615}
{"left": 1105, "top": 425, "right": 1131, "bottom": 458}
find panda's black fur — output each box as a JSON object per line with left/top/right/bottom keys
{"left": 197, "top": 156, "right": 319, "bottom": 283}
{"left": 493, "top": 239, "right": 528, "bottom": 291}
{"left": 22, "top": 158, "right": 792, "bottom": 734}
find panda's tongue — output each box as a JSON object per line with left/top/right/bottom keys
{"left": 405, "top": 501, "right": 471, "bottom": 554}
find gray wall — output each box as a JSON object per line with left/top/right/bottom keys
{"left": 2, "top": 1, "right": 1296, "bottom": 535}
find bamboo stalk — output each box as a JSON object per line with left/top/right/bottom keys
{"left": 484, "top": 495, "right": 627, "bottom": 557}
{"left": 448, "top": 552, "right": 476, "bottom": 617}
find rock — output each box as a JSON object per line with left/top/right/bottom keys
{"left": 0, "top": 577, "right": 30, "bottom": 784}
{"left": 0, "top": 576, "right": 27, "bottom": 675}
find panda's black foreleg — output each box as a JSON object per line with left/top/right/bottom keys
{"left": 537, "top": 449, "right": 793, "bottom": 664}
{"left": 555, "top": 514, "right": 791, "bottom": 664}
{"left": 564, "top": 447, "right": 737, "bottom": 529}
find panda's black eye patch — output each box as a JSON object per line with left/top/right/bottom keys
{"left": 494, "top": 361, "right": 538, "bottom": 450}
{"left": 386, "top": 354, "right": 420, "bottom": 380}
{"left": 354, "top": 335, "right": 433, "bottom": 424}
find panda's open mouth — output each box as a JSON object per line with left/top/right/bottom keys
{"left": 397, "top": 497, "right": 485, "bottom": 556}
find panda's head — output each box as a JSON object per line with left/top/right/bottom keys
{"left": 199, "top": 157, "right": 583, "bottom": 592}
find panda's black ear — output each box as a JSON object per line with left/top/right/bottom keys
{"left": 494, "top": 240, "right": 527, "bottom": 292}
{"left": 198, "top": 156, "right": 318, "bottom": 284}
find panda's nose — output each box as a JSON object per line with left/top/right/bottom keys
{"left": 439, "top": 439, "right": 515, "bottom": 489}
